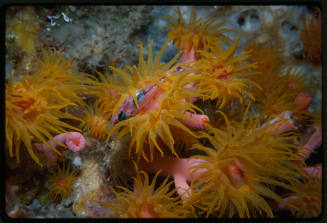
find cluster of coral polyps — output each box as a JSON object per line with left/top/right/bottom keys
{"left": 5, "top": 6, "right": 322, "bottom": 218}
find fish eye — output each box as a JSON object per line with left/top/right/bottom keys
{"left": 136, "top": 89, "right": 146, "bottom": 102}
{"left": 132, "top": 89, "right": 146, "bottom": 108}
{"left": 118, "top": 111, "right": 127, "bottom": 121}
{"left": 284, "top": 111, "right": 293, "bottom": 121}
{"left": 176, "top": 66, "right": 183, "bottom": 72}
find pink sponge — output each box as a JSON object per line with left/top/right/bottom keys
{"left": 34, "top": 132, "right": 86, "bottom": 167}
{"left": 65, "top": 132, "right": 86, "bottom": 152}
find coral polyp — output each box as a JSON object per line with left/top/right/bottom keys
{"left": 95, "top": 163, "right": 191, "bottom": 218}
{"left": 255, "top": 68, "right": 311, "bottom": 119}
{"left": 80, "top": 103, "right": 110, "bottom": 140}
{"left": 47, "top": 162, "right": 79, "bottom": 200}
{"left": 92, "top": 71, "right": 121, "bottom": 116}
{"left": 5, "top": 76, "right": 81, "bottom": 166}
{"left": 188, "top": 109, "right": 306, "bottom": 217}
{"left": 31, "top": 48, "right": 94, "bottom": 105}
{"left": 195, "top": 35, "right": 260, "bottom": 108}
{"left": 165, "top": 7, "right": 233, "bottom": 52}
{"left": 4, "top": 6, "right": 322, "bottom": 219}
{"left": 287, "top": 178, "right": 322, "bottom": 218}
{"left": 245, "top": 42, "right": 284, "bottom": 76}
{"left": 5, "top": 48, "right": 91, "bottom": 166}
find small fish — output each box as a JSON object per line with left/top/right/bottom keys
{"left": 112, "top": 77, "right": 168, "bottom": 124}
{"left": 133, "top": 89, "right": 146, "bottom": 108}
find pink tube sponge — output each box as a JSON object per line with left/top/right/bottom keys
{"left": 299, "top": 126, "right": 322, "bottom": 160}
{"left": 304, "top": 165, "right": 322, "bottom": 179}
{"left": 65, "top": 132, "right": 86, "bottom": 152}
{"left": 260, "top": 111, "right": 296, "bottom": 135}
{"left": 181, "top": 112, "right": 209, "bottom": 130}
{"left": 34, "top": 132, "right": 86, "bottom": 166}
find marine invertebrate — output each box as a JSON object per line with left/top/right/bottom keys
{"left": 164, "top": 7, "right": 233, "bottom": 55}
{"left": 304, "top": 165, "right": 322, "bottom": 179}
{"left": 205, "top": 100, "right": 246, "bottom": 128}
{"left": 108, "top": 40, "right": 181, "bottom": 120}
{"left": 181, "top": 112, "right": 209, "bottom": 130}
{"left": 47, "top": 162, "right": 79, "bottom": 200}
{"left": 187, "top": 109, "right": 305, "bottom": 217}
{"left": 107, "top": 70, "right": 203, "bottom": 161}
{"left": 246, "top": 45, "right": 313, "bottom": 119}
{"left": 245, "top": 42, "right": 284, "bottom": 75}
{"left": 195, "top": 35, "right": 260, "bottom": 108}
{"left": 91, "top": 71, "right": 121, "bottom": 116}
{"left": 277, "top": 177, "right": 322, "bottom": 218}
{"left": 260, "top": 111, "right": 296, "bottom": 135}
{"left": 63, "top": 132, "right": 86, "bottom": 152}
{"left": 106, "top": 40, "right": 205, "bottom": 161}
{"left": 95, "top": 162, "right": 191, "bottom": 218}
{"left": 141, "top": 108, "right": 299, "bottom": 209}
{"left": 30, "top": 48, "right": 94, "bottom": 105}
{"left": 292, "top": 92, "right": 312, "bottom": 119}
{"left": 279, "top": 69, "right": 311, "bottom": 96}
{"left": 259, "top": 90, "right": 295, "bottom": 119}
{"left": 244, "top": 43, "right": 284, "bottom": 100}
{"left": 4, "top": 5, "right": 322, "bottom": 219}
{"left": 255, "top": 69, "right": 311, "bottom": 119}
{"left": 300, "top": 7, "right": 321, "bottom": 65}
{"left": 298, "top": 126, "right": 322, "bottom": 161}
{"left": 5, "top": 48, "right": 90, "bottom": 167}
{"left": 5, "top": 76, "right": 82, "bottom": 166}
{"left": 34, "top": 132, "right": 85, "bottom": 166}
{"left": 80, "top": 102, "right": 111, "bottom": 140}
{"left": 141, "top": 153, "right": 208, "bottom": 201}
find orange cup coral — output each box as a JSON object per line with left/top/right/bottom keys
{"left": 164, "top": 6, "right": 233, "bottom": 53}
{"left": 194, "top": 35, "right": 260, "bottom": 108}
{"left": 47, "top": 162, "right": 79, "bottom": 200}
{"left": 94, "top": 162, "right": 191, "bottom": 218}
{"left": 187, "top": 108, "right": 306, "bottom": 217}
{"left": 5, "top": 49, "right": 91, "bottom": 166}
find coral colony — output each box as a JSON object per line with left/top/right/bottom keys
{"left": 5, "top": 6, "right": 322, "bottom": 218}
